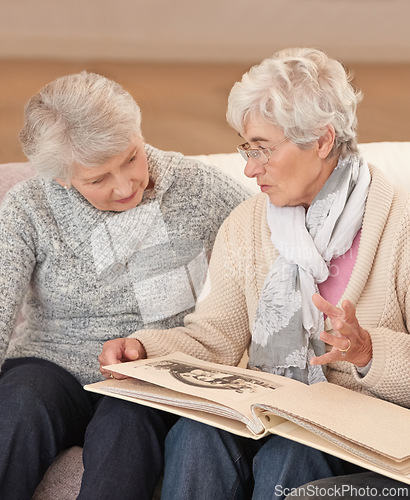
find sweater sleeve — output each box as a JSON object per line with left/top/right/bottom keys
{"left": 0, "top": 193, "right": 37, "bottom": 367}
{"left": 129, "top": 203, "right": 253, "bottom": 366}
{"left": 353, "top": 200, "right": 410, "bottom": 408}
{"left": 199, "top": 160, "right": 251, "bottom": 245}
{"left": 358, "top": 325, "right": 410, "bottom": 407}
{"left": 173, "top": 156, "right": 251, "bottom": 254}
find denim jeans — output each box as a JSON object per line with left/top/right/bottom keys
{"left": 161, "top": 417, "right": 356, "bottom": 500}
{"left": 285, "top": 473, "right": 410, "bottom": 499}
{"left": 79, "top": 396, "right": 177, "bottom": 500}
{"left": 0, "top": 357, "right": 177, "bottom": 500}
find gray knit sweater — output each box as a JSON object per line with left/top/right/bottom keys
{"left": 0, "top": 145, "right": 249, "bottom": 385}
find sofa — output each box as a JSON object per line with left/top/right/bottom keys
{"left": 0, "top": 141, "right": 409, "bottom": 499}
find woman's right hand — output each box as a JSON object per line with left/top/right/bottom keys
{"left": 99, "top": 338, "right": 147, "bottom": 379}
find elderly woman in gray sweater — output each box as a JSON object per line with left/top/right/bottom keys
{"left": 0, "top": 71, "right": 248, "bottom": 499}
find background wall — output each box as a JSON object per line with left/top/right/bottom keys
{"left": 1, "top": 0, "right": 409, "bottom": 163}
{"left": 1, "top": 0, "right": 410, "bottom": 63}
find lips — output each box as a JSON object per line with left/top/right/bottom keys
{"left": 115, "top": 191, "right": 137, "bottom": 204}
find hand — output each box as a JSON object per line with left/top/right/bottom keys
{"left": 99, "top": 338, "right": 147, "bottom": 380}
{"left": 310, "top": 293, "right": 372, "bottom": 368}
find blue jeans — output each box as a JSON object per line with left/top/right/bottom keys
{"left": 162, "top": 417, "right": 356, "bottom": 500}
{"left": 79, "top": 396, "right": 177, "bottom": 499}
{"left": 0, "top": 357, "right": 177, "bottom": 500}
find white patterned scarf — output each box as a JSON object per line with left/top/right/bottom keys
{"left": 248, "top": 155, "right": 371, "bottom": 384}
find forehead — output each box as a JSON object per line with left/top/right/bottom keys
{"left": 243, "top": 117, "right": 283, "bottom": 143}
{"left": 72, "top": 137, "right": 141, "bottom": 180}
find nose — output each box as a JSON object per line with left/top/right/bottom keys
{"left": 112, "top": 175, "right": 133, "bottom": 198}
{"left": 244, "top": 159, "right": 265, "bottom": 179}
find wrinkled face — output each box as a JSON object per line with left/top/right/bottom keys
{"left": 242, "top": 117, "right": 334, "bottom": 208}
{"left": 67, "top": 136, "right": 151, "bottom": 212}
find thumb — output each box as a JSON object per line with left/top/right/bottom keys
{"left": 124, "top": 348, "right": 140, "bottom": 360}
{"left": 122, "top": 338, "right": 143, "bottom": 361}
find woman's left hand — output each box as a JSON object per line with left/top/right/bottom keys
{"left": 310, "top": 293, "right": 373, "bottom": 367}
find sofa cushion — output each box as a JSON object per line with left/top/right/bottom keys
{"left": 358, "top": 142, "right": 410, "bottom": 190}
{"left": 0, "top": 162, "right": 35, "bottom": 201}
{"left": 32, "top": 447, "right": 83, "bottom": 500}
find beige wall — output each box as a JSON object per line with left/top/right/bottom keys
{"left": 1, "top": 0, "right": 409, "bottom": 63}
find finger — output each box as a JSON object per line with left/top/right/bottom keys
{"left": 339, "top": 301, "right": 372, "bottom": 350}
{"left": 333, "top": 319, "right": 356, "bottom": 341}
{"left": 340, "top": 300, "right": 360, "bottom": 327}
{"left": 310, "top": 350, "right": 341, "bottom": 366}
{"left": 312, "top": 293, "right": 344, "bottom": 320}
{"left": 100, "top": 366, "right": 113, "bottom": 379}
{"left": 320, "top": 331, "right": 352, "bottom": 351}
{"left": 337, "top": 301, "right": 361, "bottom": 336}
{"left": 122, "top": 342, "right": 141, "bottom": 362}
{"left": 98, "top": 340, "right": 124, "bottom": 367}
{"left": 99, "top": 339, "right": 144, "bottom": 380}
{"left": 99, "top": 362, "right": 129, "bottom": 380}
{"left": 100, "top": 367, "right": 128, "bottom": 381}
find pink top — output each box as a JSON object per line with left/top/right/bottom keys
{"left": 318, "top": 229, "right": 362, "bottom": 306}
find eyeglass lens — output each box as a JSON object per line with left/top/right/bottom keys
{"left": 238, "top": 148, "right": 267, "bottom": 164}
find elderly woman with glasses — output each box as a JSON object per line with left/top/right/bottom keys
{"left": 0, "top": 71, "right": 249, "bottom": 500}
{"left": 99, "top": 48, "right": 410, "bottom": 498}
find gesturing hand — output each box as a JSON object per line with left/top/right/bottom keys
{"left": 98, "top": 338, "right": 147, "bottom": 380}
{"left": 310, "top": 293, "right": 372, "bottom": 368}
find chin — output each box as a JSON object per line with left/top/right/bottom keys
{"left": 98, "top": 202, "right": 136, "bottom": 212}
{"left": 268, "top": 196, "right": 286, "bottom": 207}
{"left": 111, "top": 203, "right": 138, "bottom": 212}
{"left": 268, "top": 195, "right": 306, "bottom": 208}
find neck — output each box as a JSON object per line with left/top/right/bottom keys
{"left": 305, "top": 154, "right": 340, "bottom": 208}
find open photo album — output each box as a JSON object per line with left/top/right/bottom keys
{"left": 85, "top": 352, "right": 410, "bottom": 484}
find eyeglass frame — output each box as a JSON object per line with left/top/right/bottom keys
{"left": 237, "top": 137, "right": 289, "bottom": 165}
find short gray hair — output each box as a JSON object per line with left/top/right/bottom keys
{"left": 227, "top": 48, "right": 362, "bottom": 157}
{"left": 19, "top": 71, "right": 142, "bottom": 180}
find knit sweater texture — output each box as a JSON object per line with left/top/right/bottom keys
{"left": 132, "top": 166, "right": 410, "bottom": 408}
{"left": 0, "top": 145, "right": 249, "bottom": 385}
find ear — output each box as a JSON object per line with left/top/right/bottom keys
{"left": 55, "top": 178, "right": 69, "bottom": 189}
{"left": 317, "top": 124, "right": 336, "bottom": 159}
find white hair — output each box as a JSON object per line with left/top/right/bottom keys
{"left": 227, "top": 48, "right": 362, "bottom": 157}
{"left": 19, "top": 71, "right": 142, "bottom": 181}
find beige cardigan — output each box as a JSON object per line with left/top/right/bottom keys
{"left": 132, "top": 166, "right": 410, "bottom": 408}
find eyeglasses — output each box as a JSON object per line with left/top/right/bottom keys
{"left": 237, "top": 137, "right": 289, "bottom": 165}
